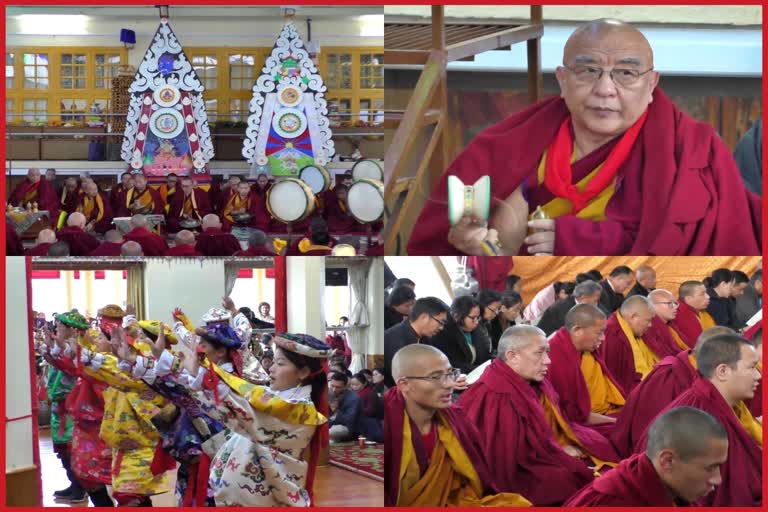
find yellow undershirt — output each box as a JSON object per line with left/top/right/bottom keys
{"left": 733, "top": 401, "right": 763, "bottom": 447}
{"left": 668, "top": 325, "right": 691, "bottom": 351}
{"left": 616, "top": 312, "right": 660, "bottom": 378}
{"left": 581, "top": 351, "right": 625, "bottom": 415}
{"left": 698, "top": 311, "right": 717, "bottom": 330}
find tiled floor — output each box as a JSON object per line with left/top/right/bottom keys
{"left": 38, "top": 427, "right": 382, "bottom": 507}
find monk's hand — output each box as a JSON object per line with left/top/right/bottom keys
{"left": 563, "top": 444, "right": 584, "bottom": 458}
{"left": 490, "top": 186, "right": 529, "bottom": 255}
{"left": 452, "top": 374, "right": 469, "bottom": 391}
{"left": 447, "top": 216, "right": 492, "bottom": 255}
{"left": 525, "top": 219, "right": 555, "bottom": 256}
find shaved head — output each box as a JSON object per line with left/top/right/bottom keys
{"left": 130, "top": 214, "right": 147, "bottom": 229}
{"left": 620, "top": 295, "right": 655, "bottom": 336}
{"left": 36, "top": 229, "right": 56, "bottom": 244}
{"left": 67, "top": 212, "right": 86, "bottom": 229}
{"left": 84, "top": 181, "right": 99, "bottom": 196}
{"left": 391, "top": 344, "right": 447, "bottom": 381}
{"left": 175, "top": 230, "right": 196, "bottom": 246}
{"left": 620, "top": 295, "right": 653, "bottom": 316}
{"left": 565, "top": 303, "right": 606, "bottom": 331}
{"left": 121, "top": 241, "right": 144, "bottom": 256}
{"left": 692, "top": 326, "right": 735, "bottom": 358}
{"left": 646, "top": 406, "right": 726, "bottom": 461}
{"left": 564, "top": 18, "right": 654, "bottom": 68}
{"left": 202, "top": 213, "right": 222, "bottom": 230}
{"left": 649, "top": 288, "right": 677, "bottom": 322}
{"left": 27, "top": 168, "right": 41, "bottom": 183}
{"left": 104, "top": 229, "right": 124, "bottom": 243}
{"left": 497, "top": 325, "right": 547, "bottom": 361}
{"left": 679, "top": 281, "right": 705, "bottom": 299}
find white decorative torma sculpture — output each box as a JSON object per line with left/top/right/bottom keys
{"left": 121, "top": 17, "right": 214, "bottom": 182}
{"left": 242, "top": 20, "right": 335, "bottom": 177}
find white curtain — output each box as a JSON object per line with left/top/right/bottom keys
{"left": 347, "top": 261, "right": 370, "bottom": 374}
{"left": 224, "top": 264, "right": 239, "bottom": 297}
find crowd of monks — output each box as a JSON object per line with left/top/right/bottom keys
{"left": 384, "top": 265, "right": 762, "bottom": 506}
{"left": 6, "top": 169, "right": 383, "bottom": 257}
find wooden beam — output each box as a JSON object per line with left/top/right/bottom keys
{"left": 384, "top": 49, "right": 429, "bottom": 65}
{"left": 432, "top": 5, "right": 446, "bottom": 52}
{"left": 527, "top": 6, "right": 544, "bottom": 104}
{"left": 446, "top": 23, "right": 543, "bottom": 63}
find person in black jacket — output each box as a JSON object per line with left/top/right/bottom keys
{"left": 476, "top": 289, "right": 502, "bottom": 355}
{"left": 329, "top": 372, "right": 362, "bottom": 442}
{"left": 490, "top": 291, "right": 524, "bottom": 346}
{"left": 384, "top": 285, "right": 417, "bottom": 330}
{"left": 383, "top": 296, "right": 449, "bottom": 387}
{"left": 599, "top": 266, "right": 634, "bottom": 313}
{"left": 427, "top": 295, "right": 491, "bottom": 374}
{"left": 626, "top": 265, "right": 656, "bottom": 298}
{"left": 735, "top": 270, "right": 762, "bottom": 330}
{"left": 537, "top": 280, "right": 603, "bottom": 336}
{"left": 704, "top": 268, "right": 736, "bottom": 328}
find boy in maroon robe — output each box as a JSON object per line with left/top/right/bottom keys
{"left": 57, "top": 212, "right": 100, "bottom": 256}
{"left": 633, "top": 333, "right": 762, "bottom": 506}
{"left": 407, "top": 20, "right": 761, "bottom": 256}
{"left": 9, "top": 168, "right": 59, "bottom": 219}
{"left": 115, "top": 173, "right": 164, "bottom": 217}
{"left": 166, "top": 177, "right": 211, "bottom": 233}
{"left": 89, "top": 230, "right": 125, "bottom": 256}
{"left": 610, "top": 326, "right": 733, "bottom": 458}
{"left": 122, "top": 214, "right": 168, "bottom": 256}
{"left": 110, "top": 172, "right": 133, "bottom": 212}
{"left": 671, "top": 281, "right": 713, "bottom": 347}
{"left": 25, "top": 229, "right": 57, "bottom": 256}
{"left": 164, "top": 230, "right": 202, "bottom": 256}
{"left": 459, "top": 325, "right": 619, "bottom": 505}
{"left": 566, "top": 406, "right": 728, "bottom": 506}
{"left": 547, "top": 304, "right": 625, "bottom": 436}
{"left": 195, "top": 214, "right": 241, "bottom": 256}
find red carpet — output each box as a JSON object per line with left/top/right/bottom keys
{"left": 329, "top": 442, "right": 384, "bottom": 481}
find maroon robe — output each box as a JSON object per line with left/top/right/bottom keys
{"left": 164, "top": 244, "right": 202, "bottom": 257}
{"left": 466, "top": 256, "right": 514, "bottom": 291}
{"left": 565, "top": 452, "right": 686, "bottom": 506}
{"left": 57, "top": 226, "right": 100, "bottom": 256}
{"left": 25, "top": 243, "right": 54, "bottom": 256}
{"left": 110, "top": 184, "right": 129, "bottom": 212}
{"left": 669, "top": 302, "right": 704, "bottom": 348}
{"left": 115, "top": 186, "right": 165, "bottom": 217}
{"left": 89, "top": 242, "right": 123, "bottom": 256}
{"left": 76, "top": 192, "right": 113, "bottom": 234}
{"left": 601, "top": 313, "right": 682, "bottom": 395}
{"left": 195, "top": 228, "right": 241, "bottom": 256}
{"left": 365, "top": 243, "right": 384, "bottom": 256}
{"left": 123, "top": 226, "right": 169, "bottom": 256}
{"left": 407, "top": 88, "right": 761, "bottom": 256}
{"left": 324, "top": 197, "right": 357, "bottom": 233}
{"left": 233, "top": 246, "right": 277, "bottom": 257}
{"left": 458, "top": 359, "right": 612, "bottom": 505}
{"left": 221, "top": 193, "right": 269, "bottom": 232}
{"left": 207, "top": 181, "right": 225, "bottom": 215}
{"left": 6, "top": 221, "right": 24, "bottom": 256}
{"left": 384, "top": 387, "right": 501, "bottom": 507}
{"left": 9, "top": 177, "right": 59, "bottom": 219}
{"left": 610, "top": 350, "right": 698, "bottom": 459}
{"left": 60, "top": 186, "right": 82, "bottom": 215}
{"left": 166, "top": 189, "right": 212, "bottom": 233}
{"left": 548, "top": 327, "right": 625, "bottom": 433}
{"left": 635, "top": 378, "right": 762, "bottom": 507}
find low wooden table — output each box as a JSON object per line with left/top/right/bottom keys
{"left": 6, "top": 210, "right": 52, "bottom": 241}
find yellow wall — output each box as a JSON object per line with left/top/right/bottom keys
{"left": 384, "top": 5, "right": 762, "bottom": 26}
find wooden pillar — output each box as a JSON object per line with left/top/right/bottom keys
{"left": 527, "top": 5, "right": 543, "bottom": 104}
{"left": 274, "top": 256, "right": 287, "bottom": 332}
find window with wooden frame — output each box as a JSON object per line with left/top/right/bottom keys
{"left": 319, "top": 47, "right": 384, "bottom": 127}
{"left": 6, "top": 47, "right": 127, "bottom": 125}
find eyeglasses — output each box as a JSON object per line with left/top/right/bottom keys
{"left": 656, "top": 301, "right": 679, "bottom": 308}
{"left": 401, "top": 367, "right": 461, "bottom": 384}
{"left": 486, "top": 306, "right": 500, "bottom": 317}
{"left": 467, "top": 315, "right": 481, "bottom": 322}
{"left": 563, "top": 64, "right": 654, "bottom": 87}
{"left": 429, "top": 315, "right": 447, "bottom": 328}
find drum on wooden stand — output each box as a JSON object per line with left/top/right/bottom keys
{"left": 347, "top": 178, "right": 384, "bottom": 224}
{"left": 299, "top": 164, "right": 331, "bottom": 195}
{"left": 267, "top": 178, "right": 316, "bottom": 225}
{"left": 351, "top": 159, "right": 384, "bottom": 182}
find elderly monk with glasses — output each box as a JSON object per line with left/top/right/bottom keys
{"left": 408, "top": 18, "right": 761, "bottom": 256}
{"left": 384, "top": 343, "right": 532, "bottom": 507}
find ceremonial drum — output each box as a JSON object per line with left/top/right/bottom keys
{"left": 267, "top": 178, "right": 316, "bottom": 224}
{"left": 351, "top": 159, "right": 384, "bottom": 182}
{"left": 299, "top": 164, "right": 331, "bottom": 195}
{"left": 113, "top": 215, "right": 165, "bottom": 234}
{"left": 347, "top": 179, "right": 384, "bottom": 223}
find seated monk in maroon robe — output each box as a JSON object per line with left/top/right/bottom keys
{"left": 110, "top": 172, "right": 133, "bottom": 213}
{"left": 670, "top": 281, "right": 717, "bottom": 347}
{"left": 24, "top": 229, "right": 57, "bottom": 256}
{"left": 220, "top": 182, "right": 269, "bottom": 231}
{"left": 647, "top": 288, "right": 693, "bottom": 350}
{"left": 743, "top": 322, "right": 762, "bottom": 419}
{"left": 610, "top": 326, "right": 733, "bottom": 458}
{"left": 634, "top": 333, "right": 762, "bottom": 506}
{"left": 250, "top": 173, "right": 274, "bottom": 229}
{"left": 324, "top": 185, "right": 358, "bottom": 234}
{"left": 166, "top": 177, "right": 211, "bottom": 233}
{"left": 195, "top": 214, "right": 241, "bottom": 257}
{"left": 89, "top": 230, "right": 125, "bottom": 256}
{"left": 58, "top": 177, "right": 82, "bottom": 225}
{"left": 233, "top": 230, "right": 283, "bottom": 256}
{"left": 407, "top": 20, "right": 761, "bottom": 256}
{"left": 547, "top": 304, "right": 625, "bottom": 437}
{"left": 115, "top": 173, "right": 165, "bottom": 217}
{"left": 458, "top": 326, "right": 619, "bottom": 506}
{"left": 122, "top": 214, "right": 169, "bottom": 256}
{"left": 384, "top": 343, "right": 531, "bottom": 507}
{"left": 57, "top": 212, "right": 100, "bottom": 256}
{"left": 9, "top": 168, "right": 59, "bottom": 220}
{"left": 164, "top": 230, "right": 202, "bottom": 256}
{"left": 566, "top": 406, "right": 729, "bottom": 506}
{"left": 75, "top": 181, "right": 113, "bottom": 234}
{"left": 600, "top": 296, "right": 678, "bottom": 395}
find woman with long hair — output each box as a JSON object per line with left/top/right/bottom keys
{"left": 428, "top": 295, "right": 490, "bottom": 374}
{"left": 705, "top": 268, "right": 736, "bottom": 328}
{"left": 384, "top": 286, "right": 417, "bottom": 330}
{"left": 349, "top": 372, "right": 384, "bottom": 442}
